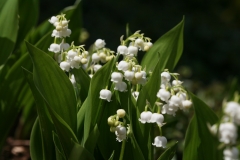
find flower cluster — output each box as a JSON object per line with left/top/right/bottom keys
{"left": 48, "top": 14, "right": 71, "bottom": 54}
{"left": 107, "top": 109, "right": 129, "bottom": 142}
{"left": 209, "top": 98, "right": 240, "bottom": 160}
{"left": 117, "top": 30, "right": 152, "bottom": 56}
{"left": 139, "top": 70, "right": 192, "bottom": 148}
{"left": 48, "top": 14, "right": 89, "bottom": 74}
{"left": 99, "top": 31, "right": 152, "bottom": 102}
{"left": 157, "top": 70, "right": 192, "bottom": 116}
{"left": 88, "top": 39, "right": 115, "bottom": 77}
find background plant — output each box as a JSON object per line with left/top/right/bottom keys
{"left": 0, "top": 0, "right": 238, "bottom": 159}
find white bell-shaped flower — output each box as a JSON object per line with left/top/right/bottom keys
{"left": 60, "top": 42, "right": 70, "bottom": 51}
{"left": 61, "top": 29, "right": 71, "bottom": 37}
{"left": 161, "top": 72, "right": 171, "bottom": 83}
{"left": 117, "top": 61, "right": 129, "bottom": 72}
{"left": 93, "top": 64, "right": 102, "bottom": 72}
{"left": 143, "top": 42, "right": 153, "bottom": 51}
{"left": 149, "top": 113, "right": 164, "bottom": 126}
{"left": 60, "top": 61, "right": 71, "bottom": 72}
{"left": 99, "top": 89, "right": 112, "bottom": 102}
{"left": 181, "top": 100, "right": 192, "bottom": 110}
{"left": 157, "top": 89, "right": 171, "bottom": 102}
{"left": 128, "top": 46, "right": 138, "bottom": 56}
{"left": 117, "top": 45, "right": 128, "bottom": 55}
{"left": 132, "top": 91, "right": 139, "bottom": 100}
{"left": 139, "top": 111, "right": 152, "bottom": 123}
{"left": 92, "top": 53, "right": 100, "bottom": 63}
{"left": 224, "top": 101, "right": 240, "bottom": 125}
{"left": 115, "top": 125, "right": 127, "bottom": 142}
{"left": 135, "top": 72, "right": 143, "bottom": 81}
{"left": 67, "top": 50, "right": 78, "bottom": 59}
{"left": 124, "top": 70, "right": 135, "bottom": 81}
{"left": 161, "top": 103, "right": 178, "bottom": 116}
{"left": 49, "top": 16, "right": 58, "bottom": 24}
{"left": 51, "top": 29, "right": 60, "bottom": 38}
{"left": 137, "top": 71, "right": 147, "bottom": 85}
{"left": 169, "top": 95, "right": 183, "bottom": 108}
{"left": 172, "top": 80, "right": 183, "bottom": 86}
{"left": 73, "top": 56, "right": 81, "bottom": 63}
{"left": 48, "top": 43, "right": 60, "bottom": 53}
{"left": 181, "top": 100, "right": 192, "bottom": 111}
{"left": 69, "top": 60, "right": 80, "bottom": 69}
{"left": 223, "top": 147, "right": 239, "bottom": 160}
{"left": 135, "top": 38, "right": 144, "bottom": 50}
{"left": 225, "top": 101, "right": 240, "bottom": 118}
{"left": 219, "top": 122, "right": 237, "bottom": 144}
{"left": 152, "top": 136, "right": 167, "bottom": 148}
{"left": 114, "top": 81, "right": 127, "bottom": 92}
{"left": 111, "top": 72, "right": 123, "bottom": 83}
{"left": 176, "top": 92, "right": 187, "bottom": 101}
{"left": 95, "top": 39, "right": 106, "bottom": 49}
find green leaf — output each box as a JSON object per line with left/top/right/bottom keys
{"left": 0, "top": 0, "right": 18, "bottom": 65}
{"left": 47, "top": 104, "right": 79, "bottom": 159}
{"left": 23, "top": 68, "right": 55, "bottom": 160}
{"left": 53, "top": 132, "right": 66, "bottom": 160}
{"left": 97, "top": 94, "right": 121, "bottom": 159}
{"left": 84, "top": 124, "right": 100, "bottom": 154}
{"left": 72, "top": 68, "right": 90, "bottom": 103}
{"left": 158, "top": 142, "right": 178, "bottom": 160}
{"left": 25, "top": 41, "right": 77, "bottom": 133}
{"left": 0, "top": 32, "right": 52, "bottom": 149}
{"left": 108, "top": 151, "right": 115, "bottom": 160}
{"left": 83, "top": 59, "right": 115, "bottom": 145}
{"left": 30, "top": 118, "right": 44, "bottom": 160}
{"left": 141, "top": 17, "right": 184, "bottom": 72}
{"left": 183, "top": 92, "right": 220, "bottom": 160}
{"left": 69, "top": 140, "right": 95, "bottom": 160}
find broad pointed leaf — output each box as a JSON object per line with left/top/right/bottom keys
{"left": 26, "top": 41, "right": 77, "bottom": 133}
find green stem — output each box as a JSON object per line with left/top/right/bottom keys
{"left": 119, "top": 140, "right": 126, "bottom": 160}
{"left": 159, "top": 125, "right": 162, "bottom": 136}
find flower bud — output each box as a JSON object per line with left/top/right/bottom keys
{"left": 81, "top": 58, "right": 88, "bottom": 64}
{"left": 110, "top": 126, "right": 116, "bottom": 132}
{"left": 56, "top": 25, "right": 63, "bottom": 31}
{"left": 108, "top": 116, "right": 115, "bottom": 126}
{"left": 135, "top": 72, "right": 143, "bottom": 80}
{"left": 117, "top": 109, "right": 126, "bottom": 118}
{"left": 114, "top": 121, "right": 120, "bottom": 126}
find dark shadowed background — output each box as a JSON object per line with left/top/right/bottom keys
{"left": 40, "top": 0, "right": 240, "bottom": 85}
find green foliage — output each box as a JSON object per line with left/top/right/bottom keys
{"left": 183, "top": 93, "right": 220, "bottom": 160}
{"left": 0, "top": 1, "right": 228, "bottom": 159}
{"left": 158, "top": 142, "right": 178, "bottom": 160}
{"left": 0, "top": 0, "right": 18, "bottom": 65}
